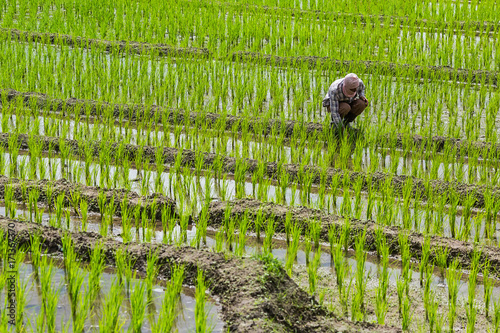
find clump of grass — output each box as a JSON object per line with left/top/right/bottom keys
{"left": 99, "top": 277, "right": 125, "bottom": 332}
{"left": 195, "top": 269, "right": 212, "bottom": 333}
{"left": 447, "top": 259, "right": 462, "bottom": 333}
{"left": 285, "top": 223, "right": 301, "bottom": 277}
{"left": 375, "top": 234, "right": 389, "bottom": 325}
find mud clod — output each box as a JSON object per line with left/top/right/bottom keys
{"left": 0, "top": 217, "right": 400, "bottom": 332}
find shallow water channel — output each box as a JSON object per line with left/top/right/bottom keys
{"left": 0, "top": 254, "right": 224, "bottom": 332}
{"left": 5, "top": 149, "right": 500, "bottom": 247}
{"left": 5, "top": 111, "right": 500, "bottom": 187}
{"left": 4, "top": 203, "right": 500, "bottom": 310}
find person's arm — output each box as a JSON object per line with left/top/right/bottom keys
{"left": 358, "top": 80, "right": 366, "bottom": 98}
{"left": 358, "top": 79, "right": 368, "bottom": 104}
{"left": 329, "top": 93, "right": 342, "bottom": 126}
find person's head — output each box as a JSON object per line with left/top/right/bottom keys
{"left": 342, "top": 73, "right": 360, "bottom": 98}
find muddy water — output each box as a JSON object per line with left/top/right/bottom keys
{"left": 3, "top": 149, "right": 500, "bottom": 246}
{"left": 4, "top": 111, "right": 500, "bottom": 187}
{"left": 3, "top": 203, "right": 499, "bottom": 307}
{"left": 0, "top": 256, "right": 224, "bottom": 332}
{"left": 2, "top": 40, "right": 499, "bottom": 139}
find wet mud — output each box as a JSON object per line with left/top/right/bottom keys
{"left": 3, "top": 88, "right": 498, "bottom": 159}
{"left": 208, "top": 198, "right": 500, "bottom": 279}
{"left": 1, "top": 26, "right": 496, "bottom": 86}
{"left": 202, "top": 1, "right": 498, "bottom": 33}
{"left": 0, "top": 28, "right": 211, "bottom": 58}
{"left": 0, "top": 175, "right": 176, "bottom": 220}
{"left": 232, "top": 51, "right": 498, "bottom": 86}
{"left": 1, "top": 132, "right": 498, "bottom": 209}
{"left": 0, "top": 217, "right": 400, "bottom": 332}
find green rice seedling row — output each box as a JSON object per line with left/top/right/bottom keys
{"left": 4, "top": 88, "right": 500, "bottom": 162}
{"left": 1, "top": 0, "right": 499, "bottom": 330}
{"left": 2, "top": 126, "right": 500, "bottom": 247}
{"left": 5, "top": 100, "right": 500, "bottom": 188}
{"left": 0, "top": 0, "right": 499, "bottom": 67}
{"left": 1, "top": 37, "right": 499, "bottom": 141}
{"left": 0, "top": 216, "right": 397, "bottom": 332}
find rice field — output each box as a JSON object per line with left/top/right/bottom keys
{"left": 0, "top": 0, "right": 499, "bottom": 332}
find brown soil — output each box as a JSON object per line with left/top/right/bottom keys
{"left": 1, "top": 28, "right": 211, "bottom": 58}
{"left": 292, "top": 263, "right": 491, "bottom": 332}
{"left": 2, "top": 132, "right": 499, "bottom": 209}
{"left": 0, "top": 175, "right": 176, "bottom": 220}
{"left": 207, "top": 198, "right": 500, "bottom": 279}
{"left": 204, "top": 1, "right": 497, "bottom": 33}
{"left": 3, "top": 88, "right": 498, "bottom": 159}
{"left": 232, "top": 51, "right": 498, "bottom": 86}
{"left": 2, "top": 26, "right": 496, "bottom": 86}
{"left": 0, "top": 217, "right": 401, "bottom": 332}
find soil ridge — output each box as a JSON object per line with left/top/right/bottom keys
{"left": 2, "top": 132, "right": 499, "bottom": 209}
{"left": 208, "top": 198, "right": 500, "bottom": 279}
{"left": 3, "top": 88, "right": 499, "bottom": 158}
{"left": 0, "top": 217, "right": 400, "bottom": 332}
{"left": 0, "top": 175, "right": 176, "bottom": 220}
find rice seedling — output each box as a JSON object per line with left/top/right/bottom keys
{"left": 15, "top": 253, "right": 29, "bottom": 333}
{"left": 99, "top": 277, "right": 125, "bottom": 332}
{"left": 89, "top": 243, "right": 106, "bottom": 300}
{"left": 254, "top": 207, "right": 265, "bottom": 242}
{"left": 375, "top": 234, "right": 390, "bottom": 325}
{"left": 484, "top": 261, "right": 493, "bottom": 318}
{"left": 115, "top": 247, "right": 135, "bottom": 294}
{"left": 466, "top": 249, "right": 481, "bottom": 332}
{"left": 332, "top": 229, "right": 351, "bottom": 317}
{"left": 352, "top": 228, "right": 367, "bottom": 321}
{"left": 494, "top": 296, "right": 500, "bottom": 333}
{"left": 130, "top": 280, "right": 147, "bottom": 333}
{"left": 307, "top": 247, "right": 321, "bottom": 295}
{"left": 235, "top": 212, "right": 249, "bottom": 257}
{"left": 40, "top": 255, "right": 61, "bottom": 333}
{"left": 263, "top": 219, "right": 275, "bottom": 255}
{"left": 285, "top": 223, "right": 301, "bottom": 277}
{"left": 447, "top": 259, "right": 462, "bottom": 333}
{"left": 195, "top": 269, "right": 211, "bottom": 333}
{"left": 419, "top": 236, "right": 431, "bottom": 287}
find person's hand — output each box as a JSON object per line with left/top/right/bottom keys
{"left": 360, "top": 96, "right": 369, "bottom": 105}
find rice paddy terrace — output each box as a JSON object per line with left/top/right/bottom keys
{"left": 0, "top": 0, "right": 499, "bottom": 332}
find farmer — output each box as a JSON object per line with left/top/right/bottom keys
{"left": 322, "top": 73, "right": 368, "bottom": 129}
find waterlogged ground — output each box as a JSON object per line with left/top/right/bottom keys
{"left": 4, "top": 149, "right": 500, "bottom": 248}
{"left": 6, "top": 202, "right": 500, "bottom": 316}
{"left": 292, "top": 263, "right": 493, "bottom": 333}
{"left": 5, "top": 111, "right": 500, "bottom": 186}
{"left": 0, "top": 256, "right": 224, "bottom": 332}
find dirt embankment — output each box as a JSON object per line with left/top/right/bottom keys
{"left": 0, "top": 217, "right": 400, "bottom": 333}
{"left": 3, "top": 88, "right": 499, "bottom": 158}
{"left": 0, "top": 28, "right": 211, "bottom": 58}
{"left": 0, "top": 175, "right": 176, "bottom": 219}
{"left": 208, "top": 199, "right": 500, "bottom": 279}
{"left": 232, "top": 51, "right": 498, "bottom": 86}
{"left": 2, "top": 26, "right": 497, "bottom": 86}
{"left": 203, "top": 0, "right": 498, "bottom": 34}
{"left": 2, "top": 132, "right": 499, "bottom": 209}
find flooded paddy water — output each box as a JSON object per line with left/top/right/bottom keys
{"left": 0, "top": 256, "right": 224, "bottom": 332}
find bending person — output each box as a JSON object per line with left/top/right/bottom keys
{"left": 322, "top": 73, "right": 368, "bottom": 129}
